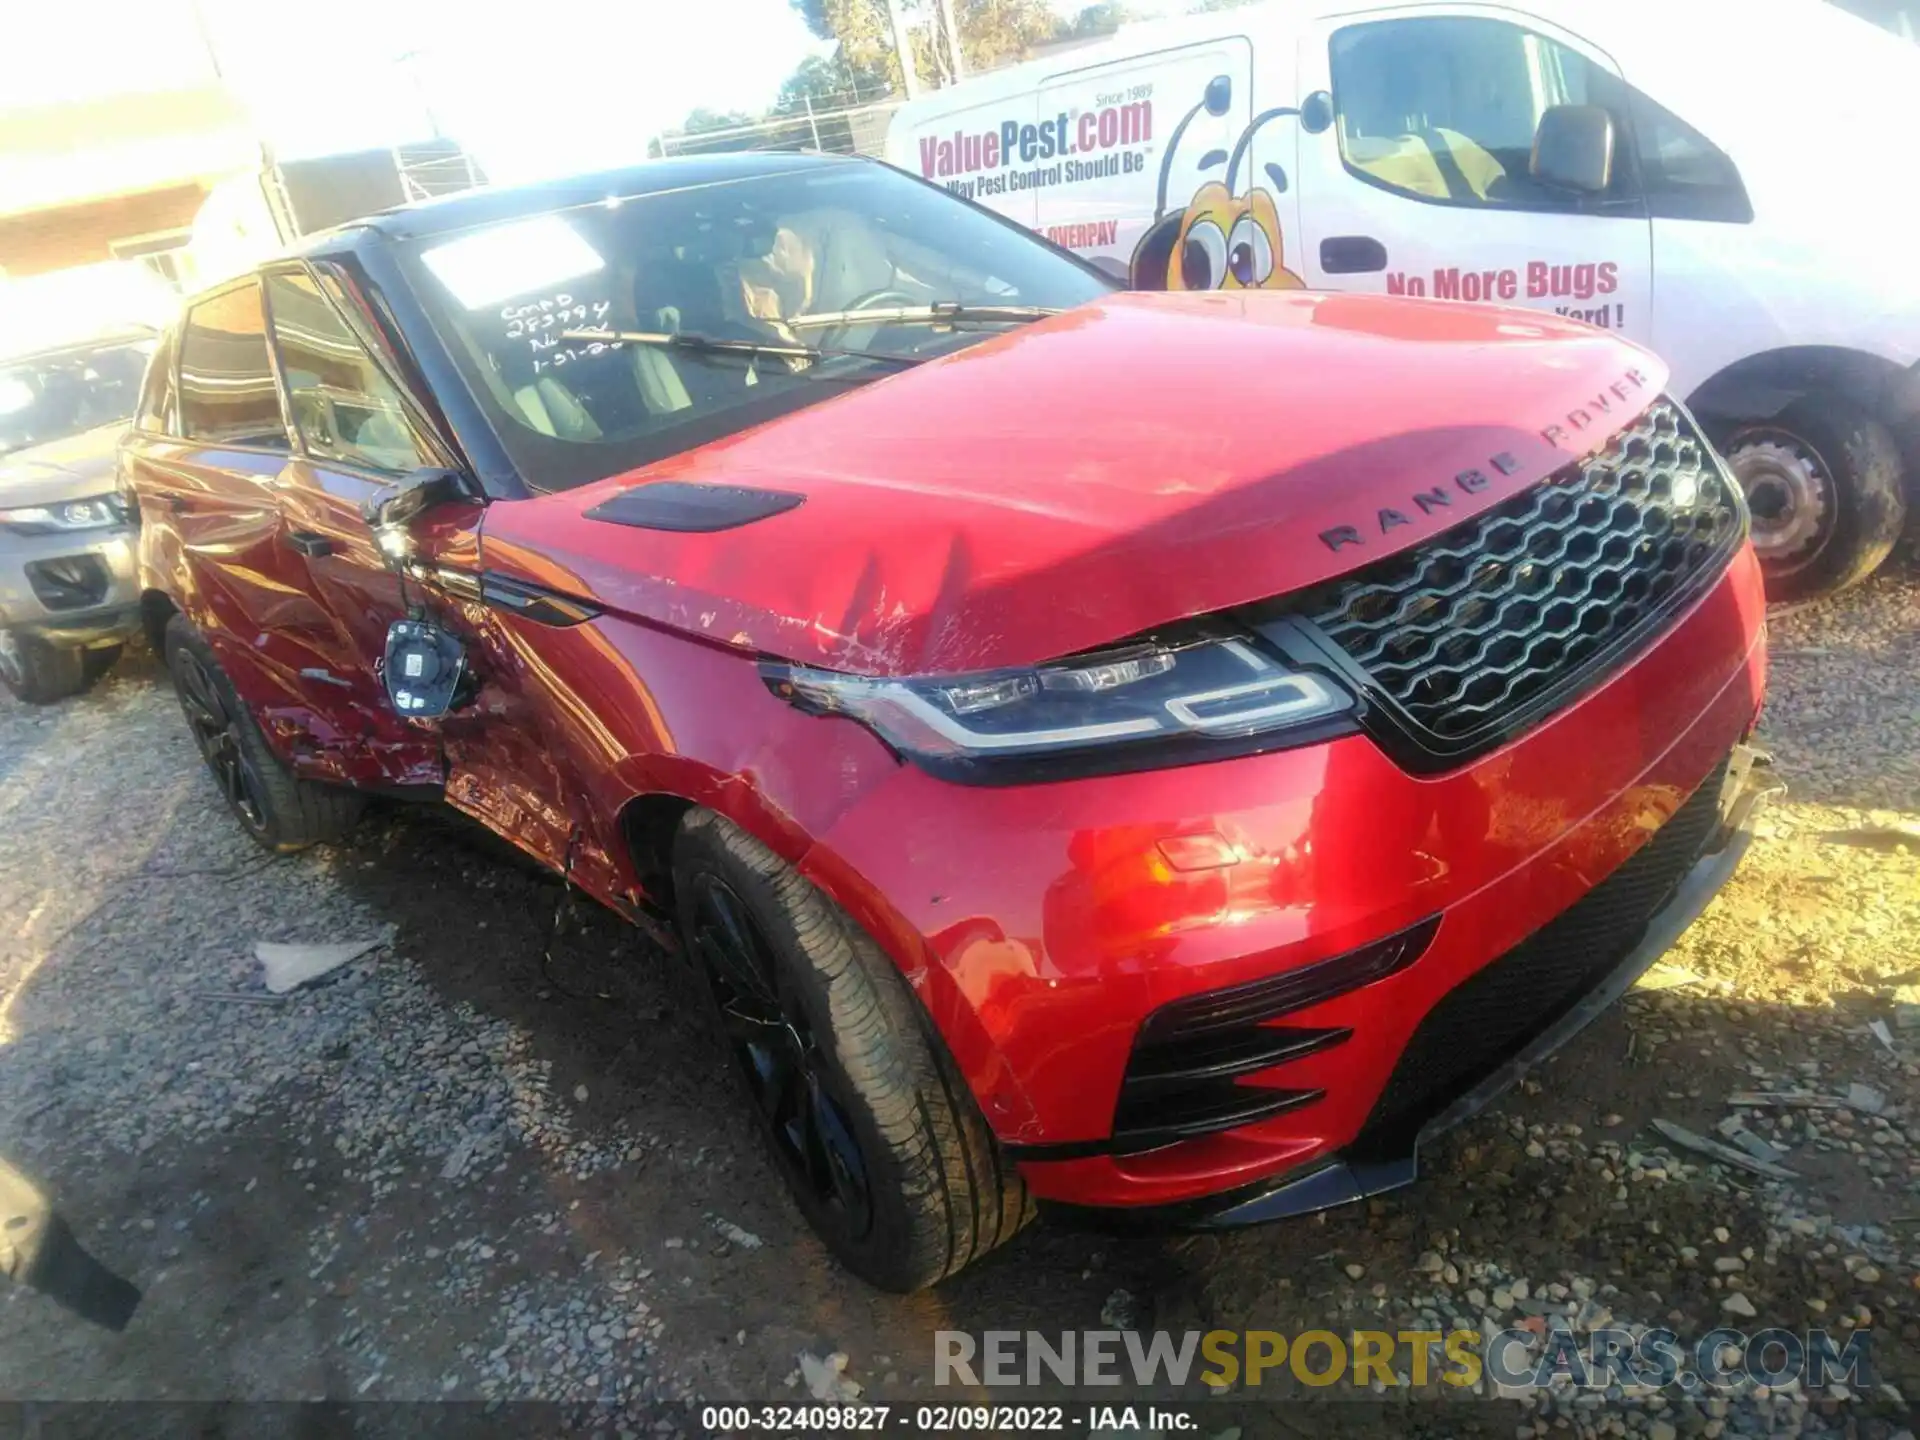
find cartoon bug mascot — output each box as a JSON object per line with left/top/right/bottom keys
{"left": 1129, "top": 76, "right": 1328, "bottom": 292}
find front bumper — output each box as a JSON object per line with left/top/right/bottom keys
{"left": 0, "top": 527, "right": 141, "bottom": 646}
{"left": 811, "top": 546, "right": 1770, "bottom": 1211}
{"left": 1042, "top": 743, "right": 1780, "bottom": 1230}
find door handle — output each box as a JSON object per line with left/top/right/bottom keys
{"left": 286, "top": 530, "right": 335, "bottom": 558}
{"left": 1320, "top": 235, "right": 1389, "bottom": 275}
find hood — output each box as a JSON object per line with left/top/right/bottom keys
{"left": 483, "top": 291, "right": 1669, "bottom": 677}
{"left": 0, "top": 424, "right": 126, "bottom": 508}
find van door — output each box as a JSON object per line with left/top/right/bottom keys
{"left": 1293, "top": 9, "right": 1652, "bottom": 342}
{"left": 898, "top": 83, "right": 1043, "bottom": 232}
{"left": 1036, "top": 37, "right": 1261, "bottom": 286}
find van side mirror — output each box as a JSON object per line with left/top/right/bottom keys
{"left": 360, "top": 466, "right": 469, "bottom": 531}
{"left": 1531, "top": 105, "right": 1615, "bottom": 194}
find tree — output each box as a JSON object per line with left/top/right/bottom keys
{"left": 681, "top": 107, "right": 758, "bottom": 134}
{"left": 790, "top": 0, "right": 906, "bottom": 90}
{"left": 772, "top": 54, "right": 871, "bottom": 151}
{"left": 1064, "top": 1, "right": 1133, "bottom": 37}
{"left": 790, "top": 0, "right": 1059, "bottom": 90}
{"left": 653, "top": 107, "right": 762, "bottom": 158}
{"left": 947, "top": 0, "right": 1057, "bottom": 73}
{"left": 776, "top": 50, "right": 884, "bottom": 112}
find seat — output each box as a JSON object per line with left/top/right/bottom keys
{"left": 511, "top": 374, "right": 603, "bottom": 440}
{"left": 1346, "top": 127, "right": 1507, "bottom": 201}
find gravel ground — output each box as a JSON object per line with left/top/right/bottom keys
{"left": 1, "top": 552, "right": 1917, "bottom": 1438}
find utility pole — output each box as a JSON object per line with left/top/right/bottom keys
{"left": 884, "top": 0, "right": 922, "bottom": 98}
{"left": 934, "top": 0, "right": 967, "bottom": 81}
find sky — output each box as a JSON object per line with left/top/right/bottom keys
{"left": 3, "top": 0, "right": 1190, "bottom": 185}
{"left": 5, "top": 0, "right": 830, "bottom": 179}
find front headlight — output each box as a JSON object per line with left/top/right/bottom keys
{"left": 0, "top": 494, "right": 125, "bottom": 534}
{"left": 762, "top": 634, "right": 1356, "bottom": 781}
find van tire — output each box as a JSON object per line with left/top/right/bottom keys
{"left": 672, "top": 809, "right": 1031, "bottom": 1291}
{"left": 1725, "top": 394, "right": 1906, "bottom": 602}
{"left": 164, "top": 613, "right": 365, "bottom": 852}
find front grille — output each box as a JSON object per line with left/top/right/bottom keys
{"left": 1351, "top": 755, "right": 1729, "bottom": 1156}
{"left": 1286, "top": 401, "right": 1743, "bottom": 768}
{"left": 1110, "top": 919, "right": 1438, "bottom": 1153}
{"left": 25, "top": 555, "right": 111, "bottom": 612}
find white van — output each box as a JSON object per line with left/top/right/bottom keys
{"left": 888, "top": 0, "right": 1920, "bottom": 599}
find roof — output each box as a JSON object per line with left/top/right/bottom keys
{"left": 296, "top": 150, "right": 865, "bottom": 252}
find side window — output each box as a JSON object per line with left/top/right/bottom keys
{"left": 1629, "top": 92, "right": 1753, "bottom": 223}
{"left": 178, "top": 283, "right": 290, "bottom": 450}
{"left": 1329, "top": 17, "right": 1636, "bottom": 212}
{"left": 134, "top": 330, "right": 176, "bottom": 434}
{"left": 264, "top": 270, "right": 431, "bottom": 475}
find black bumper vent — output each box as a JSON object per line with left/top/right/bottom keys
{"left": 1281, "top": 401, "right": 1743, "bottom": 769}
{"left": 1352, "top": 755, "right": 1729, "bottom": 1156}
{"left": 26, "top": 555, "right": 111, "bottom": 612}
{"left": 1111, "top": 918, "right": 1439, "bottom": 1154}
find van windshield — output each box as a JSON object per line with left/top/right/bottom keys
{"left": 403, "top": 163, "right": 1113, "bottom": 492}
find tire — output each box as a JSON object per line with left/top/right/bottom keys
{"left": 81, "top": 643, "right": 124, "bottom": 686}
{"left": 163, "top": 613, "right": 365, "bottom": 852}
{"left": 0, "top": 630, "right": 87, "bottom": 704}
{"left": 672, "top": 809, "right": 1031, "bottom": 1291}
{"left": 1725, "top": 393, "right": 1907, "bottom": 602}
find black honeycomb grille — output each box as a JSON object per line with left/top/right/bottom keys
{"left": 1290, "top": 401, "right": 1743, "bottom": 764}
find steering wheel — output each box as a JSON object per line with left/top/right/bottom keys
{"left": 815, "top": 288, "right": 922, "bottom": 350}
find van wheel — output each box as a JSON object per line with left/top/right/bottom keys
{"left": 672, "top": 809, "right": 1031, "bottom": 1291}
{"left": 1725, "top": 395, "right": 1906, "bottom": 602}
{"left": 163, "top": 613, "right": 365, "bottom": 852}
{"left": 0, "top": 630, "right": 87, "bottom": 704}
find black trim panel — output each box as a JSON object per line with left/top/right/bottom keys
{"left": 478, "top": 572, "right": 601, "bottom": 626}
{"left": 585, "top": 480, "right": 806, "bottom": 533}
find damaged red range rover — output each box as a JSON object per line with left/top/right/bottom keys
{"left": 120, "top": 154, "right": 1772, "bottom": 1290}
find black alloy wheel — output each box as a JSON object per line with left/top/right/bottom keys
{"left": 172, "top": 643, "right": 268, "bottom": 835}
{"left": 687, "top": 873, "right": 875, "bottom": 1237}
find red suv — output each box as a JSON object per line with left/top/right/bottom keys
{"left": 120, "top": 154, "right": 1772, "bottom": 1290}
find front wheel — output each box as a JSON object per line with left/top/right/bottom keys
{"left": 672, "top": 809, "right": 1031, "bottom": 1291}
{"left": 163, "top": 613, "right": 365, "bottom": 852}
{"left": 1725, "top": 394, "right": 1907, "bottom": 602}
{"left": 0, "top": 630, "right": 87, "bottom": 704}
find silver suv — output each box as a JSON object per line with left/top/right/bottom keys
{"left": 0, "top": 331, "right": 154, "bottom": 702}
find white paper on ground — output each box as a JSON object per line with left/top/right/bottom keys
{"left": 256, "top": 938, "right": 385, "bottom": 995}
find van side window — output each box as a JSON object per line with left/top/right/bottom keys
{"left": 134, "top": 330, "right": 177, "bottom": 435}
{"left": 1629, "top": 92, "right": 1753, "bottom": 223}
{"left": 264, "top": 269, "right": 430, "bottom": 475}
{"left": 1329, "top": 17, "right": 1639, "bottom": 214}
{"left": 177, "top": 283, "right": 292, "bottom": 451}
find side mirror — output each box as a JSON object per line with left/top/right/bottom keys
{"left": 360, "top": 466, "right": 469, "bottom": 530}
{"left": 382, "top": 617, "right": 467, "bottom": 719}
{"left": 1531, "top": 105, "right": 1615, "bottom": 194}
{"left": 1300, "top": 90, "right": 1334, "bottom": 136}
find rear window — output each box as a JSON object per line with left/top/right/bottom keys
{"left": 177, "top": 282, "right": 290, "bottom": 451}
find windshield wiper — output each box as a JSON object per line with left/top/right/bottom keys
{"left": 561, "top": 328, "right": 923, "bottom": 368}
{"left": 785, "top": 302, "right": 1061, "bottom": 331}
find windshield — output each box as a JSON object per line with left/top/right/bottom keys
{"left": 0, "top": 337, "right": 156, "bottom": 457}
{"left": 403, "top": 162, "right": 1113, "bottom": 492}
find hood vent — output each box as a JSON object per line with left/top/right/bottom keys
{"left": 585, "top": 481, "right": 805, "bottom": 533}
